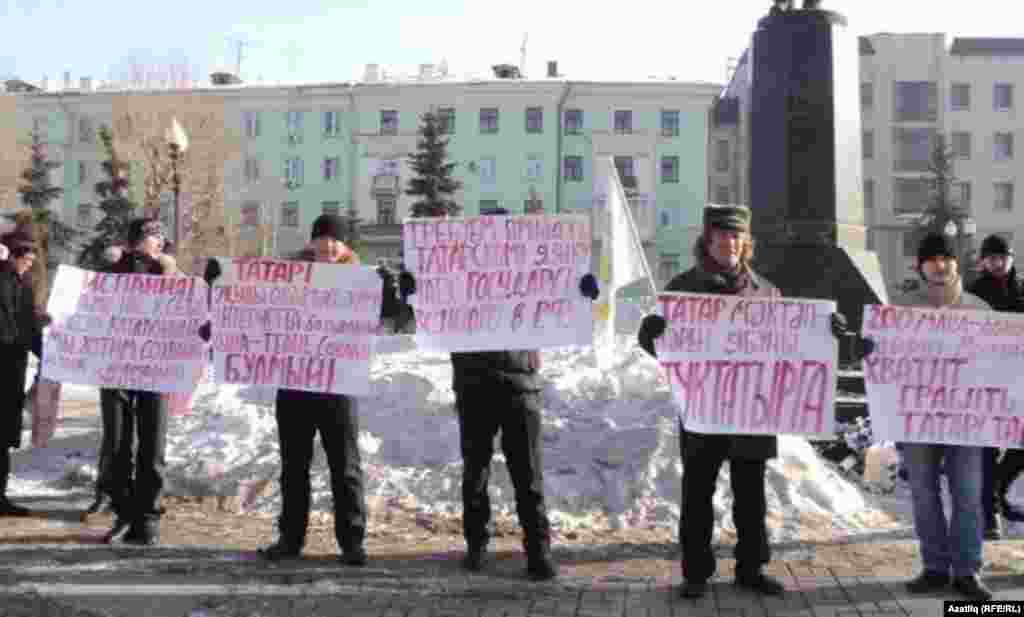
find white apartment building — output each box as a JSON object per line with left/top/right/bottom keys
{"left": 860, "top": 34, "right": 1024, "bottom": 288}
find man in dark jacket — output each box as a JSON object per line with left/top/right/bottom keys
{"left": 101, "top": 218, "right": 178, "bottom": 545}
{"left": 637, "top": 205, "right": 859, "bottom": 599}
{"left": 0, "top": 234, "right": 43, "bottom": 516}
{"left": 967, "top": 234, "right": 1024, "bottom": 528}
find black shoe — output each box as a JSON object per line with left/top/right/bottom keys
{"left": 953, "top": 575, "right": 993, "bottom": 601}
{"left": 103, "top": 519, "right": 132, "bottom": 544}
{"left": 735, "top": 570, "right": 785, "bottom": 596}
{"left": 679, "top": 579, "right": 709, "bottom": 599}
{"left": 906, "top": 571, "right": 950, "bottom": 593}
{"left": 124, "top": 522, "right": 160, "bottom": 546}
{"left": 0, "top": 498, "right": 31, "bottom": 517}
{"left": 259, "top": 540, "right": 302, "bottom": 561}
{"left": 462, "top": 545, "right": 486, "bottom": 572}
{"left": 525, "top": 548, "right": 559, "bottom": 581}
{"left": 339, "top": 546, "right": 367, "bottom": 567}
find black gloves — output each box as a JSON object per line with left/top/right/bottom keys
{"left": 579, "top": 274, "right": 599, "bottom": 300}
{"left": 203, "top": 258, "right": 222, "bottom": 286}
{"left": 637, "top": 314, "right": 667, "bottom": 358}
{"left": 198, "top": 322, "right": 211, "bottom": 342}
{"left": 830, "top": 312, "right": 876, "bottom": 361}
{"left": 398, "top": 270, "right": 416, "bottom": 299}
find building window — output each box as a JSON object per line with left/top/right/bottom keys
{"left": 893, "top": 177, "right": 931, "bottom": 215}
{"left": 951, "top": 83, "right": 970, "bottom": 111}
{"left": 32, "top": 116, "right": 45, "bottom": 134}
{"left": 661, "top": 110, "right": 680, "bottom": 137}
{"left": 524, "top": 198, "right": 543, "bottom": 214}
{"left": 376, "top": 197, "right": 396, "bottom": 224}
{"left": 866, "top": 230, "right": 875, "bottom": 252}
{"left": 243, "top": 111, "right": 260, "bottom": 138}
{"left": 281, "top": 202, "right": 299, "bottom": 228}
{"left": 284, "top": 157, "right": 304, "bottom": 188}
{"left": 76, "top": 204, "right": 92, "bottom": 227}
{"left": 893, "top": 81, "right": 938, "bottom": 122}
{"left": 893, "top": 127, "right": 935, "bottom": 172}
{"left": 995, "top": 132, "right": 1014, "bottom": 161}
{"left": 613, "top": 156, "right": 635, "bottom": 188}
{"left": 323, "top": 110, "right": 341, "bottom": 137}
{"left": 658, "top": 254, "right": 680, "bottom": 283}
{"left": 613, "top": 110, "right": 632, "bottom": 134}
{"left": 952, "top": 131, "right": 971, "bottom": 159}
{"left": 241, "top": 202, "right": 261, "bottom": 229}
{"left": 479, "top": 108, "right": 499, "bottom": 134}
{"left": 479, "top": 157, "right": 496, "bottom": 186}
{"left": 860, "top": 83, "right": 873, "bottom": 111}
{"left": 321, "top": 201, "right": 340, "bottom": 217}
{"left": 285, "top": 111, "right": 303, "bottom": 142}
{"left": 323, "top": 157, "right": 341, "bottom": 182}
{"left": 525, "top": 154, "right": 543, "bottom": 181}
{"left": 955, "top": 181, "right": 972, "bottom": 211}
{"left": 864, "top": 179, "right": 875, "bottom": 210}
{"left": 479, "top": 200, "right": 501, "bottom": 215}
{"left": 78, "top": 116, "right": 94, "bottom": 144}
{"left": 660, "top": 156, "right": 679, "bottom": 183}
{"left": 862, "top": 130, "right": 874, "bottom": 159}
{"left": 714, "top": 185, "right": 730, "bottom": 204}
{"left": 995, "top": 182, "right": 1015, "bottom": 211}
{"left": 563, "top": 155, "right": 583, "bottom": 182}
{"left": 995, "top": 83, "right": 1014, "bottom": 111}
{"left": 380, "top": 110, "right": 398, "bottom": 135}
{"left": 714, "top": 139, "right": 730, "bottom": 172}
{"left": 244, "top": 157, "right": 261, "bottom": 183}
{"left": 564, "top": 108, "right": 583, "bottom": 135}
{"left": 437, "top": 108, "right": 455, "bottom": 135}
{"left": 78, "top": 161, "right": 88, "bottom": 186}
{"left": 525, "top": 107, "right": 543, "bottom": 134}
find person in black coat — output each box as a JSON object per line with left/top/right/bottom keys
{"left": 100, "top": 218, "right": 178, "bottom": 545}
{"left": 967, "top": 235, "right": 1024, "bottom": 530}
{"left": 638, "top": 205, "right": 864, "bottom": 599}
{"left": 0, "top": 234, "right": 43, "bottom": 516}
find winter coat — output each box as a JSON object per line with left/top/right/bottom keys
{"left": 103, "top": 246, "right": 178, "bottom": 276}
{"left": 661, "top": 263, "right": 781, "bottom": 461}
{"left": 0, "top": 264, "right": 43, "bottom": 448}
{"left": 967, "top": 267, "right": 1024, "bottom": 313}
{"left": 450, "top": 350, "right": 542, "bottom": 397}
{"left": 892, "top": 278, "right": 990, "bottom": 311}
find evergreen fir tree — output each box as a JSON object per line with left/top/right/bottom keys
{"left": 405, "top": 111, "right": 462, "bottom": 218}
{"left": 78, "top": 125, "right": 137, "bottom": 268}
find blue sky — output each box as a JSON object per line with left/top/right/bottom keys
{"left": 1, "top": 0, "right": 1021, "bottom": 88}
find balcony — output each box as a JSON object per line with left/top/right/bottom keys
{"left": 371, "top": 174, "right": 399, "bottom": 197}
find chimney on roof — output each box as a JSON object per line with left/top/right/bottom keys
{"left": 547, "top": 61, "right": 558, "bottom": 78}
{"left": 364, "top": 63, "right": 379, "bottom": 83}
{"left": 41, "top": 75, "right": 48, "bottom": 91}
{"left": 63, "top": 71, "right": 71, "bottom": 90}
{"left": 418, "top": 64, "right": 435, "bottom": 80}
{"left": 492, "top": 64, "right": 521, "bottom": 79}
{"left": 210, "top": 71, "right": 242, "bottom": 86}
{"left": 80, "top": 76, "right": 92, "bottom": 91}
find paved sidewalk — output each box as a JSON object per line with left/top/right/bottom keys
{"left": 1, "top": 541, "right": 1021, "bottom": 617}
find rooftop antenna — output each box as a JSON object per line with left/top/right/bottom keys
{"left": 226, "top": 36, "right": 262, "bottom": 77}
{"left": 520, "top": 33, "right": 528, "bottom": 78}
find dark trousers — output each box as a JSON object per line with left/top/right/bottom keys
{"left": 680, "top": 432, "right": 770, "bottom": 582}
{"left": 983, "top": 447, "right": 999, "bottom": 526}
{"left": 997, "top": 449, "right": 1024, "bottom": 503}
{"left": 101, "top": 388, "right": 166, "bottom": 523}
{"left": 274, "top": 390, "right": 366, "bottom": 551}
{"left": 0, "top": 448, "right": 10, "bottom": 497}
{"left": 97, "top": 390, "right": 134, "bottom": 501}
{"left": 456, "top": 389, "right": 550, "bottom": 549}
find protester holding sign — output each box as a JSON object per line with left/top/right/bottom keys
{"left": 891, "top": 232, "right": 992, "bottom": 601}
{"left": 0, "top": 233, "right": 44, "bottom": 517}
{"left": 99, "top": 218, "right": 179, "bottom": 546}
{"left": 968, "top": 234, "right": 1024, "bottom": 531}
{"left": 637, "top": 204, "right": 861, "bottom": 599}
{"left": 202, "top": 213, "right": 399, "bottom": 566}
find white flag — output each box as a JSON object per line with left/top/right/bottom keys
{"left": 593, "top": 157, "right": 656, "bottom": 349}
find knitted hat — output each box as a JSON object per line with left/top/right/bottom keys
{"left": 703, "top": 204, "right": 751, "bottom": 232}
{"left": 310, "top": 214, "right": 346, "bottom": 241}
{"left": 917, "top": 232, "right": 957, "bottom": 263}
{"left": 125, "top": 218, "right": 165, "bottom": 246}
{"left": 980, "top": 234, "right": 1014, "bottom": 258}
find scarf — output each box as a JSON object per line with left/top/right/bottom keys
{"left": 700, "top": 254, "right": 750, "bottom": 294}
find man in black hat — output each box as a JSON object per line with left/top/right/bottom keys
{"left": 968, "top": 234, "right": 1024, "bottom": 528}
{"left": 895, "top": 232, "right": 992, "bottom": 600}
{"left": 100, "top": 217, "right": 178, "bottom": 545}
{"left": 637, "top": 204, "right": 860, "bottom": 599}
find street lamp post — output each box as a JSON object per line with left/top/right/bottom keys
{"left": 165, "top": 118, "right": 189, "bottom": 246}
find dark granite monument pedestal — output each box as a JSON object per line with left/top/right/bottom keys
{"left": 745, "top": 9, "right": 887, "bottom": 360}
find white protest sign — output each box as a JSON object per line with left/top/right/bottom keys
{"left": 211, "top": 258, "right": 381, "bottom": 396}
{"left": 42, "top": 265, "right": 209, "bottom": 393}
{"left": 657, "top": 292, "right": 838, "bottom": 438}
{"left": 862, "top": 304, "right": 1024, "bottom": 448}
{"left": 403, "top": 214, "right": 593, "bottom": 352}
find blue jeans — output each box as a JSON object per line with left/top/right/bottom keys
{"left": 902, "top": 443, "right": 984, "bottom": 577}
